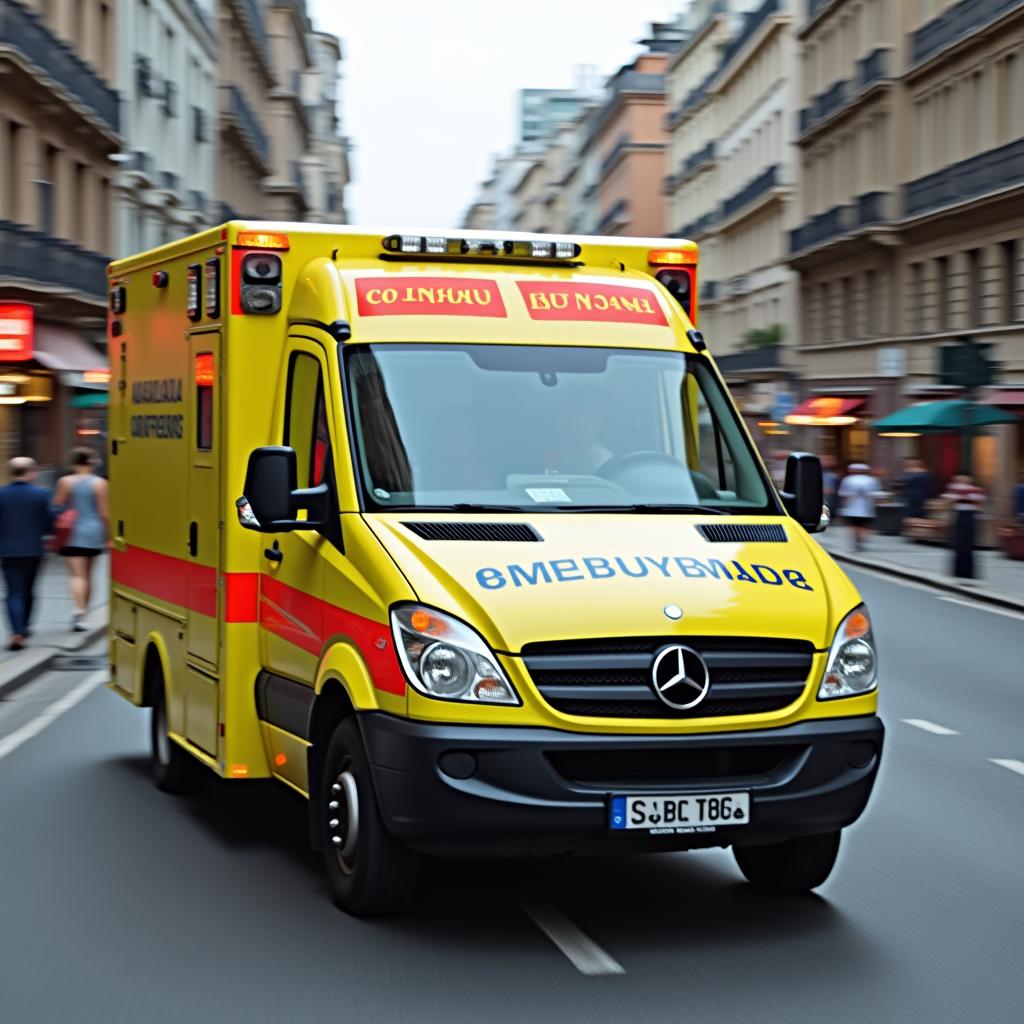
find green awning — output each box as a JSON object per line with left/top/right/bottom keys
{"left": 873, "top": 399, "right": 1017, "bottom": 433}
{"left": 70, "top": 392, "right": 108, "bottom": 409}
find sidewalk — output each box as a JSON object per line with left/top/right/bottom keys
{"left": 0, "top": 555, "right": 108, "bottom": 698}
{"left": 816, "top": 527, "right": 1024, "bottom": 611}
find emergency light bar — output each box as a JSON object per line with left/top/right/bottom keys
{"left": 382, "top": 234, "right": 581, "bottom": 260}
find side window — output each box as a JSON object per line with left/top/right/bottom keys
{"left": 694, "top": 382, "right": 737, "bottom": 496}
{"left": 195, "top": 352, "right": 214, "bottom": 450}
{"left": 284, "top": 352, "right": 330, "bottom": 488}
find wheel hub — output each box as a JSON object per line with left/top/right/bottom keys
{"left": 327, "top": 769, "right": 359, "bottom": 864}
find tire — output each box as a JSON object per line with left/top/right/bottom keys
{"left": 150, "top": 678, "right": 206, "bottom": 795}
{"left": 733, "top": 831, "right": 841, "bottom": 893}
{"left": 320, "top": 717, "right": 419, "bottom": 916}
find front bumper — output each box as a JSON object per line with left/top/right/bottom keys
{"left": 358, "top": 713, "right": 884, "bottom": 857}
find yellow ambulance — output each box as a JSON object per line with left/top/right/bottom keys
{"left": 107, "top": 223, "right": 883, "bottom": 915}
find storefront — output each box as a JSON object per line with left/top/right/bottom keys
{"left": 0, "top": 303, "right": 108, "bottom": 481}
{"left": 784, "top": 394, "right": 870, "bottom": 469}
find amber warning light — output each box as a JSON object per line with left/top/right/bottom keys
{"left": 236, "top": 231, "right": 290, "bottom": 250}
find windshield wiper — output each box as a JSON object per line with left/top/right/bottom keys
{"left": 551, "top": 503, "right": 732, "bottom": 515}
{"left": 374, "top": 503, "right": 531, "bottom": 513}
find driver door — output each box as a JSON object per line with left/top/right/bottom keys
{"left": 259, "top": 339, "right": 332, "bottom": 683}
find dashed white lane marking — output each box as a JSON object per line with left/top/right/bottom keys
{"left": 520, "top": 897, "right": 624, "bottom": 976}
{"left": 940, "top": 596, "right": 1024, "bottom": 621}
{"left": 990, "top": 759, "right": 1024, "bottom": 777}
{"left": 902, "top": 718, "right": 960, "bottom": 736}
{"left": 0, "top": 670, "right": 106, "bottom": 762}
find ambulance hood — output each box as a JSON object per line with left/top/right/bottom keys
{"left": 365, "top": 515, "right": 852, "bottom": 653}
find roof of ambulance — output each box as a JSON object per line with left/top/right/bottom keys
{"left": 109, "top": 222, "right": 698, "bottom": 349}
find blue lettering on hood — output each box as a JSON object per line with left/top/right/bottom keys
{"left": 474, "top": 557, "right": 813, "bottom": 592}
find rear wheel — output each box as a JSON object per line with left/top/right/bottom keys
{"left": 320, "top": 717, "right": 419, "bottom": 916}
{"left": 733, "top": 831, "right": 841, "bottom": 893}
{"left": 150, "top": 676, "right": 206, "bottom": 795}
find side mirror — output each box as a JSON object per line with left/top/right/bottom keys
{"left": 236, "top": 446, "right": 328, "bottom": 533}
{"left": 780, "top": 452, "right": 825, "bottom": 533}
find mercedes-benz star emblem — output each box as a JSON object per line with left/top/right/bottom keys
{"left": 650, "top": 645, "right": 711, "bottom": 710}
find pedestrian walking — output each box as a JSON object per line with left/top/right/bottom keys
{"left": 898, "top": 456, "right": 933, "bottom": 520}
{"left": 821, "top": 454, "right": 840, "bottom": 517}
{"left": 0, "top": 457, "right": 54, "bottom": 650}
{"left": 838, "top": 462, "right": 883, "bottom": 552}
{"left": 53, "top": 448, "right": 108, "bottom": 632}
{"left": 942, "top": 471, "right": 986, "bottom": 580}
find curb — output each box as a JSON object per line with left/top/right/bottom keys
{"left": 0, "top": 616, "right": 106, "bottom": 701}
{"left": 827, "top": 549, "right": 1024, "bottom": 614}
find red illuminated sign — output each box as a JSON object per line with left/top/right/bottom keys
{"left": 355, "top": 277, "right": 507, "bottom": 318}
{"left": 517, "top": 281, "right": 668, "bottom": 326}
{"left": 0, "top": 304, "right": 34, "bottom": 361}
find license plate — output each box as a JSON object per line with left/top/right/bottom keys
{"left": 609, "top": 792, "right": 749, "bottom": 833}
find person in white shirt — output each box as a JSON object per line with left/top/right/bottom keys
{"left": 838, "top": 463, "right": 884, "bottom": 552}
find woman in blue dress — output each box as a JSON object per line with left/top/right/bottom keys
{"left": 54, "top": 448, "right": 108, "bottom": 632}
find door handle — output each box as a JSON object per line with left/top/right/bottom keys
{"left": 188, "top": 521, "right": 198, "bottom": 557}
{"left": 264, "top": 541, "right": 283, "bottom": 563}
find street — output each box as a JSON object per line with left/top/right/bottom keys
{"left": 0, "top": 567, "right": 1021, "bottom": 1024}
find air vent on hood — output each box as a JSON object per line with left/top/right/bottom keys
{"left": 697, "top": 523, "right": 787, "bottom": 543}
{"left": 402, "top": 521, "right": 542, "bottom": 542}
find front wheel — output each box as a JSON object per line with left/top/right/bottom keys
{"left": 733, "top": 831, "right": 841, "bottom": 893}
{"left": 320, "top": 717, "right": 419, "bottom": 916}
{"left": 150, "top": 681, "right": 206, "bottom": 794}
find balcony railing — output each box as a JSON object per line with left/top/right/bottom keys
{"left": 677, "top": 210, "right": 718, "bottom": 239}
{"left": 597, "top": 198, "right": 629, "bottom": 234}
{"left": 904, "top": 136, "right": 1024, "bottom": 218}
{"left": 857, "top": 47, "right": 889, "bottom": 89}
{"left": 222, "top": 84, "right": 270, "bottom": 166}
{"left": 0, "top": 219, "right": 107, "bottom": 300}
{"left": 789, "top": 203, "right": 855, "bottom": 254}
{"left": 856, "top": 190, "right": 892, "bottom": 227}
{"left": 684, "top": 141, "right": 716, "bottom": 175}
{"left": 721, "top": 163, "right": 779, "bottom": 220}
{"left": 718, "top": 0, "right": 779, "bottom": 70}
{"left": 0, "top": 0, "right": 119, "bottom": 133}
{"left": 611, "top": 71, "right": 665, "bottom": 96}
{"left": 219, "top": 202, "right": 240, "bottom": 222}
{"left": 911, "top": 0, "right": 1024, "bottom": 67}
{"left": 601, "top": 133, "right": 631, "bottom": 176}
{"left": 238, "top": 0, "right": 271, "bottom": 63}
{"left": 798, "top": 78, "right": 849, "bottom": 136}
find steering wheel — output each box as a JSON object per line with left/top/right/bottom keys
{"left": 597, "top": 450, "right": 686, "bottom": 479}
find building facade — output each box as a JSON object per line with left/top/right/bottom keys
{"left": 0, "top": 0, "right": 119, "bottom": 472}
{"left": 788, "top": 0, "right": 1024, "bottom": 509}
{"left": 303, "top": 31, "right": 350, "bottom": 223}
{"left": 114, "top": 0, "right": 218, "bottom": 255}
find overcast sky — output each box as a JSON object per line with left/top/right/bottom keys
{"left": 309, "top": 0, "right": 683, "bottom": 227}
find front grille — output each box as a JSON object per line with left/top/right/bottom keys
{"left": 522, "top": 636, "right": 814, "bottom": 720}
{"left": 402, "top": 521, "right": 542, "bottom": 542}
{"left": 546, "top": 745, "right": 806, "bottom": 787}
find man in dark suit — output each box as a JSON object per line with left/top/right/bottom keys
{"left": 0, "top": 457, "right": 54, "bottom": 650}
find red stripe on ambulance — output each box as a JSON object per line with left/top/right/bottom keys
{"left": 517, "top": 281, "right": 668, "bottom": 326}
{"left": 355, "top": 276, "right": 506, "bottom": 317}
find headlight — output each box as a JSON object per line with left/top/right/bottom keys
{"left": 818, "top": 605, "right": 878, "bottom": 700}
{"left": 391, "top": 605, "right": 520, "bottom": 705}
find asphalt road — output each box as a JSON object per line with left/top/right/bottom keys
{"left": 1, "top": 568, "right": 1022, "bottom": 1024}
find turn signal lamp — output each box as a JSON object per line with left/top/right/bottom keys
{"left": 229, "top": 764, "right": 249, "bottom": 777}
{"left": 236, "top": 231, "right": 290, "bottom": 250}
{"left": 274, "top": 752, "right": 288, "bottom": 767}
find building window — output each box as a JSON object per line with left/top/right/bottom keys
{"left": 911, "top": 262, "right": 924, "bottom": 333}
{"left": 842, "top": 276, "right": 855, "bottom": 338}
{"left": 1002, "top": 239, "right": 1019, "bottom": 323}
{"left": 5, "top": 120, "right": 22, "bottom": 221}
{"left": 935, "top": 255, "right": 949, "bottom": 331}
{"left": 819, "top": 282, "right": 830, "bottom": 342}
{"left": 967, "top": 248, "right": 982, "bottom": 327}
{"left": 865, "top": 268, "right": 877, "bottom": 335}
{"left": 39, "top": 144, "right": 57, "bottom": 236}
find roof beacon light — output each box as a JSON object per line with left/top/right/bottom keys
{"left": 382, "top": 234, "right": 581, "bottom": 260}
{"left": 648, "top": 248, "right": 696, "bottom": 266}
{"left": 236, "top": 231, "right": 290, "bottom": 250}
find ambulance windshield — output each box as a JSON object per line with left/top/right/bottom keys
{"left": 345, "top": 344, "right": 777, "bottom": 514}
